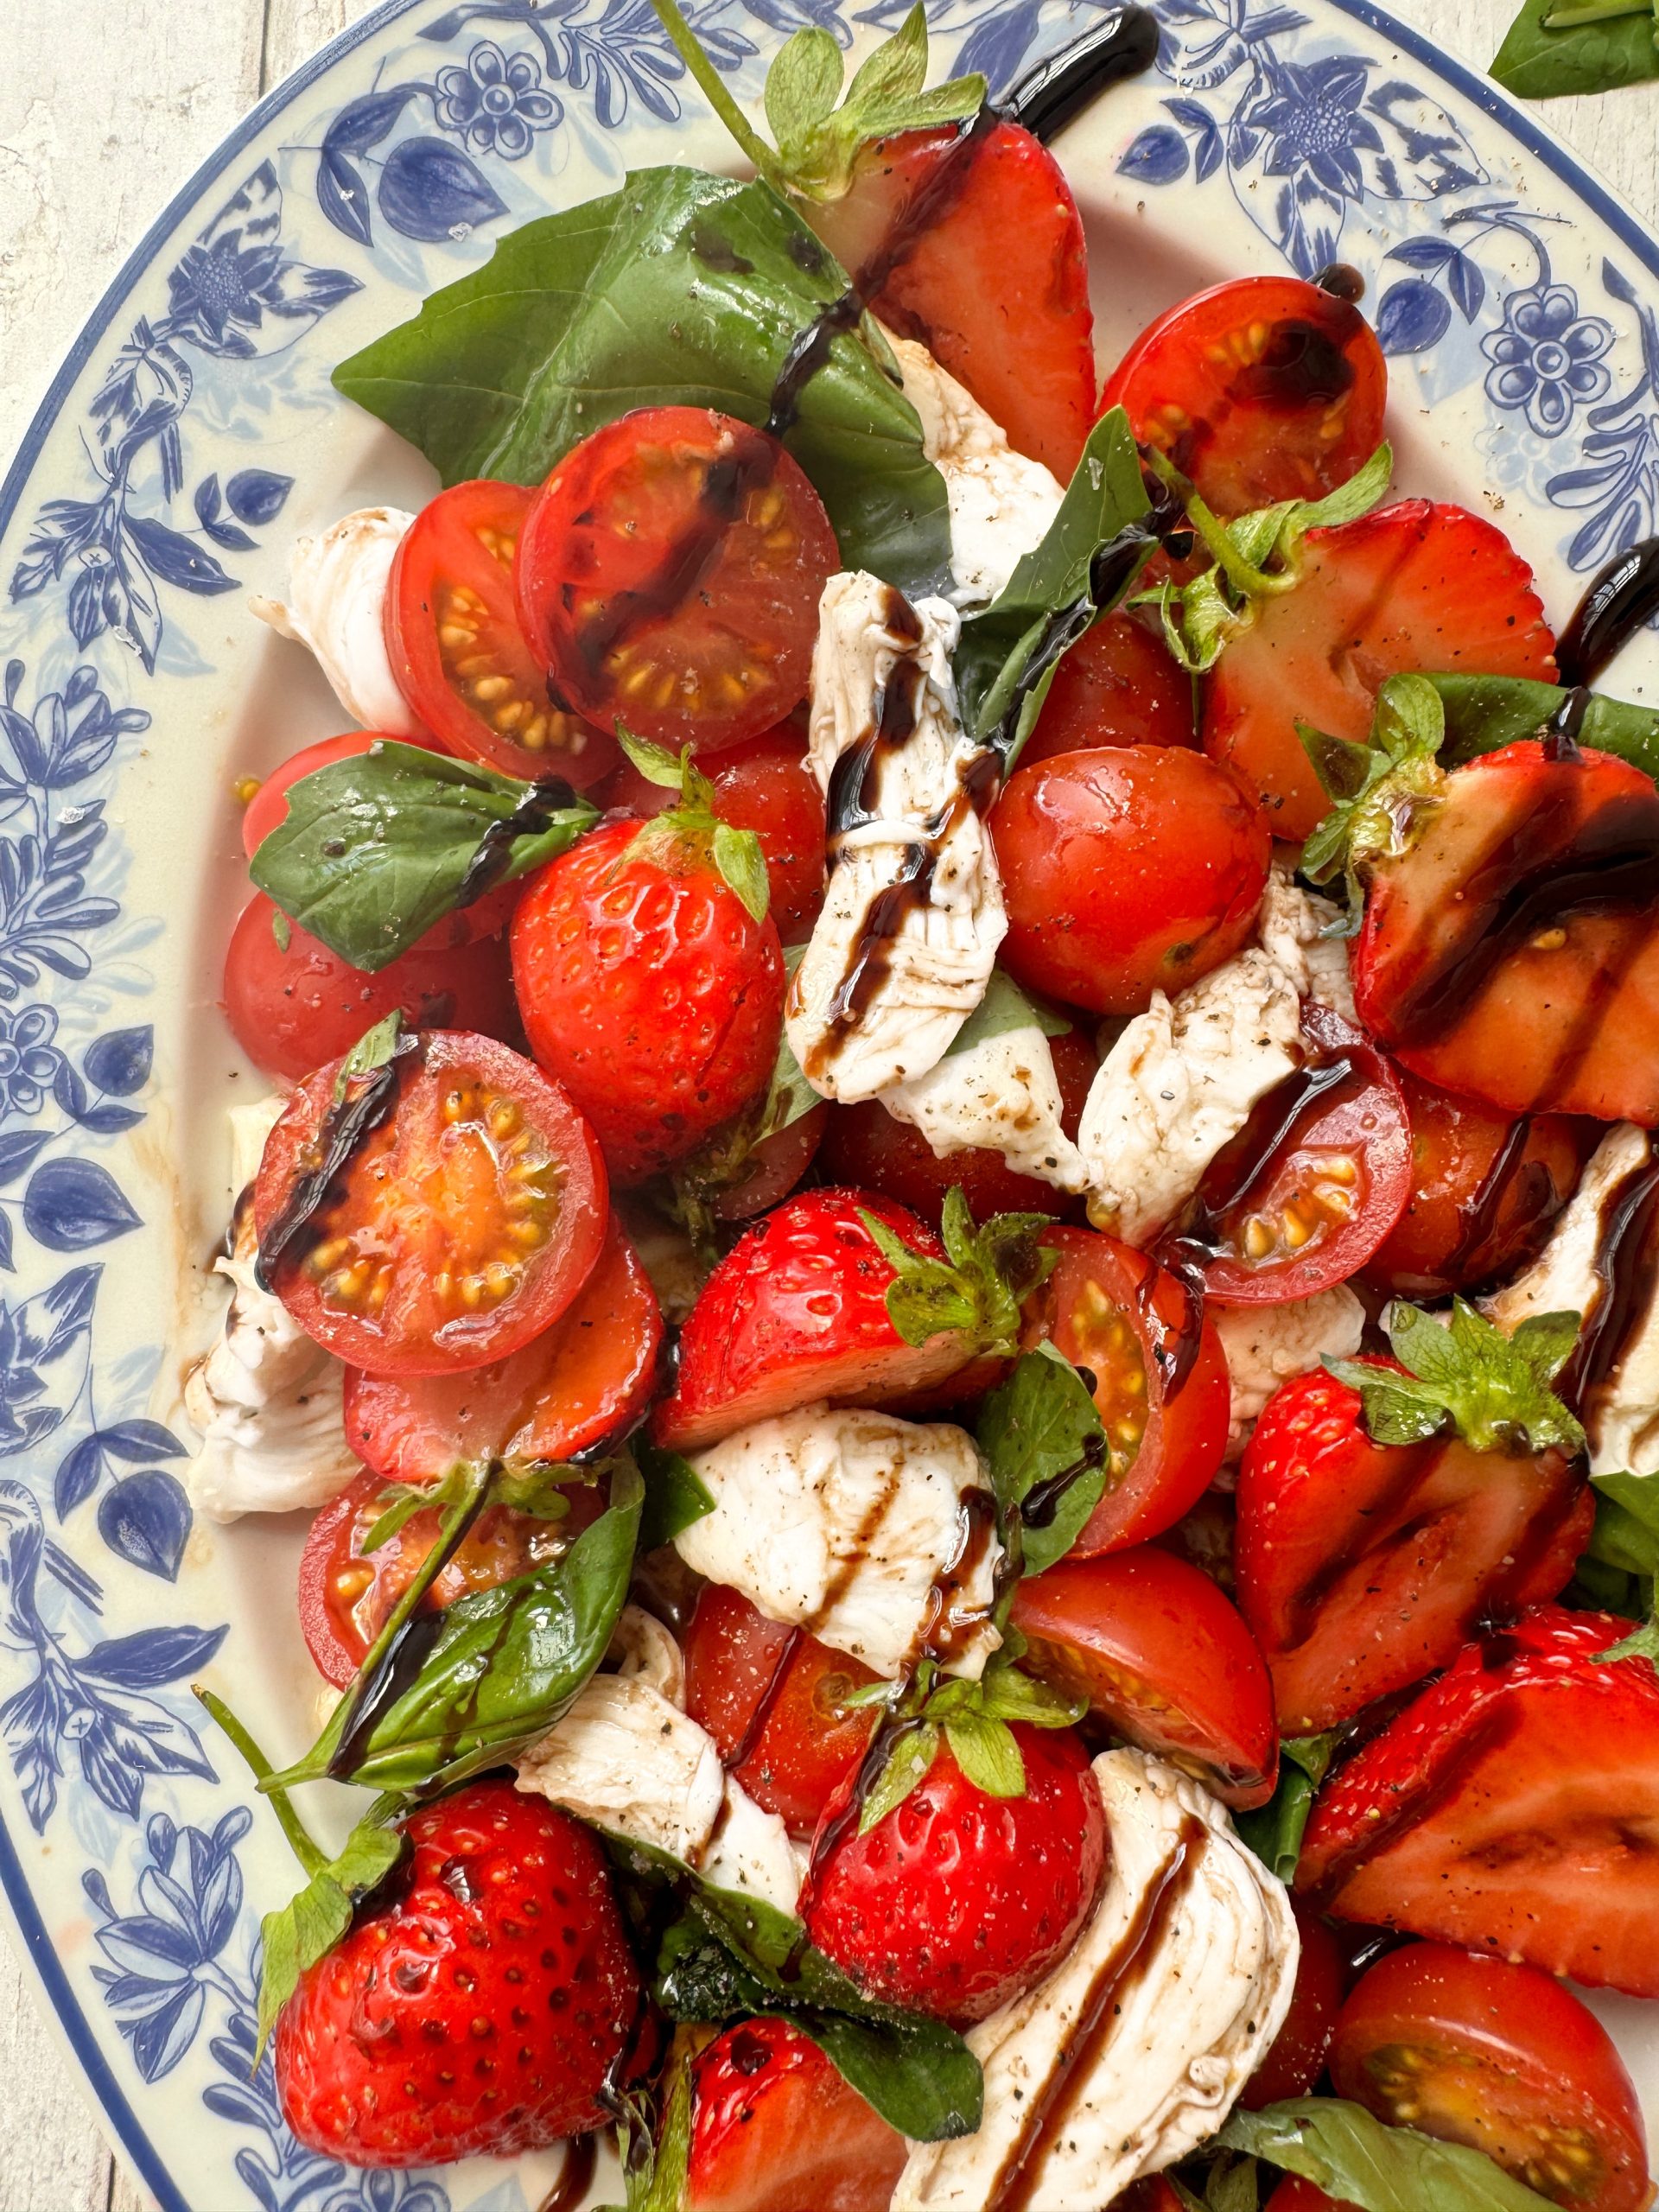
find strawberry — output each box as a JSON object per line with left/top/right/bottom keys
{"left": 800, "top": 1724, "right": 1105, "bottom": 2025}
{"left": 1203, "top": 500, "right": 1556, "bottom": 838}
{"left": 512, "top": 797, "right": 785, "bottom": 1185}
{"left": 809, "top": 120, "right": 1096, "bottom": 478}
{"left": 274, "top": 1782, "right": 643, "bottom": 2166}
{"left": 652, "top": 1186, "right": 1045, "bottom": 1452}
{"left": 1297, "top": 1608, "right": 1659, "bottom": 1996}
{"left": 685, "top": 2018, "right": 906, "bottom": 2212}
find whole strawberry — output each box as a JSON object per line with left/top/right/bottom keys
{"left": 274, "top": 1781, "right": 642, "bottom": 2167}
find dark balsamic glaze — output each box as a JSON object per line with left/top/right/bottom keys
{"left": 1020, "top": 1432, "right": 1109, "bottom": 1531}
{"left": 1440, "top": 1116, "right": 1549, "bottom": 1285}
{"left": 766, "top": 288, "right": 864, "bottom": 439}
{"left": 1562, "top": 1156, "right": 1659, "bottom": 1421}
{"left": 537, "top": 2135, "right": 597, "bottom": 2212}
{"left": 909, "top": 1486, "right": 1000, "bottom": 1666}
{"left": 690, "top": 221, "right": 755, "bottom": 276}
{"left": 1230, "top": 317, "right": 1356, "bottom": 412}
{"left": 1133, "top": 1256, "right": 1206, "bottom": 1400}
{"left": 1555, "top": 534, "right": 1659, "bottom": 687}
{"left": 728, "top": 2023, "right": 775, "bottom": 2074}
{"left": 1314, "top": 261, "right": 1366, "bottom": 303}
{"left": 455, "top": 774, "right": 581, "bottom": 908}
{"left": 999, "top": 8, "right": 1160, "bottom": 142}
{"left": 1542, "top": 683, "right": 1591, "bottom": 763}
{"left": 253, "top": 1034, "right": 420, "bottom": 1292}
{"left": 807, "top": 1707, "right": 931, "bottom": 1879}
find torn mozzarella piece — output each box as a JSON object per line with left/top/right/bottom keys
{"left": 1257, "top": 859, "right": 1356, "bottom": 1020}
{"left": 1216, "top": 1287, "right": 1367, "bottom": 1463}
{"left": 788, "top": 573, "right": 1006, "bottom": 1103}
{"left": 515, "top": 1673, "right": 802, "bottom": 1912}
{"left": 250, "top": 507, "right": 421, "bottom": 737}
{"left": 608, "top": 1604, "right": 686, "bottom": 1708}
{"left": 884, "top": 330, "right": 1064, "bottom": 607}
{"left": 1078, "top": 949, "right": 1302, "bottom": 1247}
{"left": 894, "top": 1751, "right": 1297, "bottom": 2212}
{"left": 678, "top": 1402, "right": 1002, "bottom": 1682}
{"left": 881, "top": 1014, "right": 1087, "bottom": 1193}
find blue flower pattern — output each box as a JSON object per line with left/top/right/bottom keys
{"left": 434, "top": 40, "right": 564, "bottom": 155}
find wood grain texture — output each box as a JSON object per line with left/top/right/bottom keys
{"left": 0, "top": 0, "right": 1656, "bottom": 2203}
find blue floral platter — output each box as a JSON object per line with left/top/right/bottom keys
{"left": 3, "top": 0, "right": 1659, "bottom": 2203}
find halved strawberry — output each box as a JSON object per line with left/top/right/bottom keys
{"left": 1298, "top": 1608, "right": 1659, "bottom": 1996}
{"left": 809, "top": 120, "right": 1096, "bottom": 478}
{"left": 1204, "top": 501, "right": 1556, "bottom": 838}
{"left": 686, "top": 2018, "right": 906, "bottom": 2212}
{"left": 652, "top": 1187, "right": 1042, "bottom": 1452}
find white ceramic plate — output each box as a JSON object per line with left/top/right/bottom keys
{"left": 3, "top": 0, "right": 1659, "bottom": 2203}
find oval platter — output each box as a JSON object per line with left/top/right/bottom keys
{"left": 3, "top": 0, "right": 1659, "bottom": 2204}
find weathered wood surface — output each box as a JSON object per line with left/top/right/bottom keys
{"left": 2, "top": 0, "right": 1658, "bottom": 2201}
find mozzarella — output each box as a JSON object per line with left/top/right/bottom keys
{"left": 515, "top": 1672, "right": 802, "bottom": 1913}
{"left": 787, "top": 573, "right": 1006, "bottom": 1103}
{"left": 1216, "top": 1287, "right": 1367, "bottom": 1463}
{"left": 250, "top": 507, "right": 422, "bottom": 737}
{"left": 1257, "top": 858, "right": 1356, "bottom": 1020}
{"left": 678, "top": 1402, "right": 1002, "bottom": 1682}
{"left": 608, "top": 1604, "right": 686, "bottom": 1708}
{"left": 894, "top": 1751, "right": 1297, "bottom": 2212}
{"left": 884, "top": 330, "right": 1064, "bottom": 608}
{"left": 880, "top": 1016, "right": 1087, "bottom": 1193}
{"left": 1077, "top": 949, "right": 1302, "bottom": 1247}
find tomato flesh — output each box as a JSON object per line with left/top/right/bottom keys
{"left": 254, "top": 1030, "right": 607, "bottom": 1375}
{"left": 1331, "top": 1943, "right": 1650, "bottom": 2212}
{"left": 387, "top": 480, "right": 615, "bottom": 787}
{"left": 1242, "top": 1904, "right": 1347, "bottom": 2107}
{"left": 1103, "top": 276, "right": 1389, "bottom": 515}
{"left": 516, "top": 408, "right": 838, "bottom": 750}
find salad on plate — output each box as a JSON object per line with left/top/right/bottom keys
{"left": 179, "top": 3, "right": 1659, "bottom": 2205}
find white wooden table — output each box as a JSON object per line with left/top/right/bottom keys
{"left": 3, "top": 0, "right": 1659, "bottom": 2202}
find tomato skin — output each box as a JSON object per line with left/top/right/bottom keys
{"left": 516, "top": 408, "right": 837, "bottom": 751}
{"left": 386, "top": 480, "right": 617, "bottom": 788}
{"left": 1242, "top": 1905, "right": 1346, "bottom": 2107}
{"left": 1018, "top": 613, "right": 1196, "bottom": 767}
{"left": 254, "top": 1030, "right": 607, "bottom": 1376}
{"left": 816, "top": 1029, "right": 1096, "bottom": 1230}
{"left": 1265, "top": 2184, "right": 1355, "bottom": 2211}
{"left": 683, "top": 1584, "right": 879, "bottom": 1837}
{"left": 1023, "top": 1228, "right": 1230, "bottom": 1554}
{"left": 222, "top": 893, "right": 520, "bottom": 1084}
{"left": 1365, "top": 1070, "right": 1592, "bottom": 1299}
{"left": 993, "top": 746, "right": 1271, "bottom": 1015}
{"left": 1103, "top": 276, "right": 1389, "bottom": 516}
{"left": 1011, "top": 1546, "right": 1277, "bottom": 1808}
{"left": 707, "top": 1107, "right": 827, "bottom": 1224}
{"left": 1330, "top": 1943, "right": 1650, "bottom": 2212}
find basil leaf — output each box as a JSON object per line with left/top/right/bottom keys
{"left": 255, "top": 1799, "right": 406, "bottom": 2057}
{"left": 636, "top": 1436, "right": 715, "bottom": 1551}
{"left": 1491, "top": 0, "right": 1659, "bottom": 98}
{"left": 1590, "top": 1468, "right": 1659, "bottom": 1577}
{"left": 1431, "top": 672, "right": 1659, "bottom": 784}
{"left": 944, "top": 968, "right": 1071, "bottom": 1057}
{"left": 333, "top": 166, "right": 952, "bottom": 596}
{"left": 276, "top": 1461, "right": 641, "bottom": 1791}
{"left": 976, "top": 1343, "right": 1108, "bottom": 1578}
{"left": 1235, "top": 1729, "right": 1345, "bottom": 1885}
{"left": 251, "top": 741, "right": 596, "bottom": 972}
{"left": 1220, "top": 2097, "right": 1559, "bottom": 2211}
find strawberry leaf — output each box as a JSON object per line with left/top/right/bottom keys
{"left": 255, "top": 1803, "right": 407, "bottom": 2059}
{"left": 615, "top": 724, "right": 685, "bottom": 790}
{"left": 1300, "top": 672, "right": 1450, "bottom": 922}
{"left": 943, "top": 1711, "right": 1024, "bottom": 1797}
{"left": 762, "top": 4, "right": 985, "bottom": 203}
{"left": 857, "top": 1719, "right": 941, "bottom": 1833}
{"left": 618, "top": 730, "right": 771, "bottom": 925}
{"left": 859, "top": 1189, "right": 1053, "bottom": 1354}
{"left": 1326, "top": 1297, "right": 1585, "bottom": 1457}
{"left": 711, "top": 820, "right": 770, "bottom": 924}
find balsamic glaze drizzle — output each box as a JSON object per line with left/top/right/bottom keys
{"left": 455, "top": 774, "right": 581, "bottom": 908}
{"left": 999, "top": 6, "right": 1161, "bottom": 142}
{"left": 1555, "top": 534, "right": 1659, "bottom": 688}
{"left": 253, "top": 1034, "right": 419, "bottom": 1292}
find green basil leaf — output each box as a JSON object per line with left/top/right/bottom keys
{"left": 1235, "top": 1730, "right": 1345, "bottom": 1885}
{"left": 250, "top": 741, "right": 596, "bottom": 972}
{"left": 1491, "top": 0, "right": 1659, "bottom": 97}
{"left": 1432, "top": 672, "right": 1659, "bottom": 782}
{"left": 1590, "top": 1469, "right": 1659, "bottom": 1578}
{"left": 944, "top": 968, "right": 1071, "bottom": 1056}
{"left": 1219, "top": 2097, "right": 1560, "bottom": 2210}
{"left": 333, "top": 167, "right": 951, "bottom": 596}
{"left": 256, "top": 1800, "right": 406, "bottom": 2057}
{"left": 637, "top": 1436, "right": 715, "bottom": 1551}
{"left": 976, "top": 1343, "right": 1108, "bottom": 1578}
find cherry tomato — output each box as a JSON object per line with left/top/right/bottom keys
{"left": 707, "top": 1108, "right": 828, "bottom": 1224}
{"left": 1010, "top": 1546, "right": 1277, "bottom": 1807}
{"left": 1162, "top": 1001, "right": 1412, "bottom": 1306}
{"left": 221, "top": 893, "right": 520, "bottom": 1084}
{"left": 385, "top": 480, "right": 616, "bottom": 787}
{"left": 1242, "top": 1905, "right": 1347, "bottom": 2107}
{"left": 342, "top": 1221, "right": 661, "bottom": 1482}
{"left": 516, "top": 408, "right": 838, "bottom": 750}
{"left": 1366, "top": 1070, "right": 1592, "bottom": 1299}
{"left": 298, "top": 1465, "right": 606, "bottom": 1688}
{"left": 817, "top": 1029, "right": 1096, "bottom": 1230}
{"left": 254, "top": 1030, "right": 607, "bottom": 1376}
{"left": 1331, "top": 1943, "right": 1650, "bottom": 2212}
{"left": 1266, "top": 2184, "right": 1354, "bottom": 2211}
{"left": 1021, "top": 1227, "right": 1230, "bottom": 1554}
{"left": 1018, "top": 612, "right": 1196, "bottom": 767}
{"left": 592, "top": 723, "right": 827, "bottom": 943}
{"left": 1101, "top": 275, "right": 1388, "bottom": 515}
{"left": 993, "top": 745, "right": 1271, "bottom": 1015}
{"left": 683, "top": 1583, "right": 880, "bottom": 1837}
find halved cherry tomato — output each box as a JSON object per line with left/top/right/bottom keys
{"left": 1331, "top": 1943, "right": 1650, "bottom": 2211}
{"left": 253, "top": 1030, "right": 607, "bottom": 1376}
{"left": 1161, "top": 1002, "right": 1411, "bottom": 1306}
{"left": 817, "top": 1029, "right": 1096, "bottom": 1229}
{"left": 516, "top": 408, "right": 838, "bottom": 751}
{"left": 1365, "top": 1069, "right": 1592, "bottom": 1299}
{"left": 1018, "top": 611, "right": 1196, "bottom": 766}
{"left": 1010, "top": 1545, "right": 1276, "bottom": 1807}
{"left": 1101, "top": 275, "right": 1388, "bottom": 515}
{"left": 993, "top": 744, "right": 1271, "bottom": 1015}
{"left": 683, "top": 1583, "right": 879, "bottom": 1837}
{"left": 385, "top": 480, "right": 617, "bottom": 787}
{"left": 1242, "top": 1904, "right": 1346, "bottom": 2107}
{"left": 298, "top": 1465, "right": 607, "bottom": 1688}
{"left": 221, "top": 893, "right": 520, "bottom": 1084}
{"left": 1020, "top": 1227, "right": 1230, "bottom": 1554}
{"left": 342, "top": 1220, "right": 661, "bottom": 1482}
{"left": 1266, "top": 2184, "right": 1354, "bottom": 2211}
{"left": 707, "top": 1107, "right": 828, "bottom": 1224}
